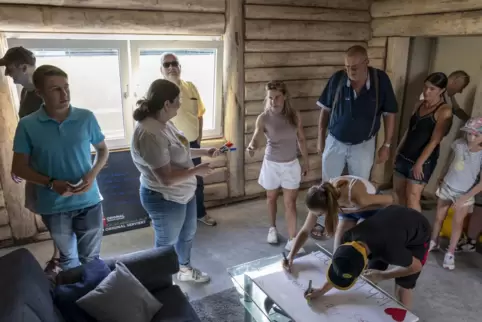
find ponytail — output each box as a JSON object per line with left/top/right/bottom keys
{"left": 133, "top": 99, "right": 150, "bottom": 121}
{"left": 132, "top": 79, "right": 181, "bottom": 122}
{"left": 305, "top": 182, "right": 340, "bottom": 236}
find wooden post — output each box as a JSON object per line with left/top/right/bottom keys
{"left": 0, "top": 34, "right": 38, "bottom": 240}
{"left": 223, "top": 0, "right": 245, "bottom": 197}
{"left": 371, "top": 37, "right": 410, "bottom": 186}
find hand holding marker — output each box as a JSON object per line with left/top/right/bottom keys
{"left": 304, "top": 280, "right": 314, "bottom": 303}
{"left": 220, "top": 141, "right": 236, "bottom": 153}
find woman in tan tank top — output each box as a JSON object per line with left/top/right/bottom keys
{"left": 246, "top": 81, "right": 309, "bottom": 252}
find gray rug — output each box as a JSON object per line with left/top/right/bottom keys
{"left": 190, "top": 287, "right": 245, "bottom": 322}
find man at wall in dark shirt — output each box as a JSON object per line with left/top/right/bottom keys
{"left": 311, "top": 45, "right": 398, "bottom": 239}
{"left": 0, "top": 46, "right": 60, "bottom": 274}
{"left": 303, "top": 205, "right": 431, "bottom": 310}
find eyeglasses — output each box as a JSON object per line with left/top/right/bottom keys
{"left": 163, "top": 61, "right": 179, "bottom": 68}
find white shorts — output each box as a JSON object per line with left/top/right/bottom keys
{"left": 436, "top": 182, "right": 474, "bottom": 207}
{"left": 258, "top": 158, "right": 301, "bottom": 190}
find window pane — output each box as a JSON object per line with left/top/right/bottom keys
{"left": 31, "top": 49, "right": 125, "bottom": 141}
{"left": 137, "top": 49, "right": 216, "bottom": 131}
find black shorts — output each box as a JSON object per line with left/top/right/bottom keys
{"left": 368, "top": 242, "right": 429, "bottom": 289}
{"left": 393, "top": 155, "right": 437, "bottom": 185}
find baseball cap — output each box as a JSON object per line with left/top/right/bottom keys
{"left": 326, "top": 241, "right": 368, "bottom": 290}
{"left": 0, "top": 46, "right": 36, "bottom": 66}
{"left": 461, "top": 117, "right": 482, "bottom": 135}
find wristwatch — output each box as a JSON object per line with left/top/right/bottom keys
{"left": 46, "top": 178, "right": 55, "bottom": 190}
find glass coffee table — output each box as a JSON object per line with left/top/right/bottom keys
{"left": 227, "top": 244, "right": 418, "bottom": 322}
{"left": 227, "top": 252, "right": 293, "bottom": 322}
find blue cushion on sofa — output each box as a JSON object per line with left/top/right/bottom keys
{"left": 54, "top": 259, "right": 111, "bottom": 322}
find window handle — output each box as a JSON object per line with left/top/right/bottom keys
{"left": 123, "top": 84, "right": 129, "bottom": 99}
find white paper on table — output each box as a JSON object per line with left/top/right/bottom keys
{"left": 250, "top": 251, "right": 419, "bottom": 322}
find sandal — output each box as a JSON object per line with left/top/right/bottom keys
{"left": 310, "top": 223, "right": 325, "bottom": 240}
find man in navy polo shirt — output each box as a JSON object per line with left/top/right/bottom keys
{"left": 317, "top": 45, "right": 397, "bottom": 181}
{"left": 12, "top": 65, "right": 109, "bottom": 270}
{"left": 311, "top": 46, "right": 397, "bottom": 239}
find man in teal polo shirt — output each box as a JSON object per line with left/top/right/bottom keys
{"left": 11, "top": 64, "right": 109, "bottom": 270}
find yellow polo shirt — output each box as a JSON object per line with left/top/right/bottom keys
{"left": 171, "top": 80, "right": 206, "bottom": 142}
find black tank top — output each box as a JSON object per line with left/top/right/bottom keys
{"left": 399, "top": 101, "right": 446, "bottom": 164}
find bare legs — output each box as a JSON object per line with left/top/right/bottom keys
{"left": 265, "top": 188, "right": 300, "bottom": 248}
{"left": 447, "top": 206, "right": 470, "bottom": 254}
{"left": 396, "top": 285, "right": 413, "bottom": 310}
{"left": 405, "top": 182, "right": 425, "bottom": 212}
{"left": 393, "top": 175, "right": 407, "bottom": 206}
{"left": 282, "top": 188, "right": 298, "bottom": 240}
{"left": 266, "top": 189, "right": 279, "bottom": 229}
{"left": 431, "top": 199, "right": 452, "bottom": 245}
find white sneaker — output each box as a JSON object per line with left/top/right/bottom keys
{"left": 429, "top": 240, "right": 439, "bottom": 252}
{"left": 177, "top": 267, "right": 211, "bottom": 283}
{"left": 285, "top": 239, "right": 305, "bottom": 254}
{"left": 267, "top": 227, "right": 278, "bottom": 244}
{"left": 443, "top": 253, "right": 455, "bottom": 270}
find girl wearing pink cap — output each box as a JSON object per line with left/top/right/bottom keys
{"left": 430, "top": 117, "right": 482, "bottom": 270}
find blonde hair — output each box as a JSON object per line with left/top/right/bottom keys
{"left": 265, "top": 80, "right": 298, "bottom": 127}
{"left": 305, "top": 182, "right": 340, "bottom": 236}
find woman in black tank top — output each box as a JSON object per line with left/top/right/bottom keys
{"left": 393, "top": 73, "right": 453, "bottom": 212}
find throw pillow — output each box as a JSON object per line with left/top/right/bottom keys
{"left": 76, "top": 261, "right": 163, "bottom": 322}
{"left": 54, "top": 259, "right": 111, "bottom": 322}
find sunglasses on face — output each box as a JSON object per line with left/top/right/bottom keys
{"left": 163, "top": 61, "right": 179, "bottom": 68}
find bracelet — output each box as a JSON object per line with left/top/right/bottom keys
{"left": 383, "top": 143, "right": 391, "bottom": 148}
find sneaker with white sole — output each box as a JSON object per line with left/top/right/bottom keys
{"left": 285, "top": 239, "right": 305, "bottom": 254}
{"left": 443, "top": 252, "right": 455, "bottom": 270}
{"left": 177, "top": 267, "right": 211, "bottom": 283}
{"left": 267, "top": 227, "right": 278, "bottom": 244}
{"left": 458, "top": 239, "right": 477, "bottom": 252}
{"left": 198, "top": 214, "right": 217, "bottom": 226}
{"left": 429, "top": 240, "right": 439, "bottom": 252}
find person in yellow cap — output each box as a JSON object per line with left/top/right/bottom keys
{"left": 284, "top": 205, "right": 430, "bottom": 310}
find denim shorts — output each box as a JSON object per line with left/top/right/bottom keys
{"left": 338, "top": 209, "right": 379, "bottom": 221}
{"left": 394, "top": 154, "right": 437, "bottom": 185}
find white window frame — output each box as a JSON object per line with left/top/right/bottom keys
{"left": 6, "top": 38, "right": 133, "bottom": 150}
{"left": 129, "top": 40, "right": 224, "bottom": 139}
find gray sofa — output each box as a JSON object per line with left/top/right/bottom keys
{"left": 0, "top": 246, "right": 201, "bottom": 322}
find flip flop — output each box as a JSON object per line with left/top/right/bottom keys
{"left": 310, "top": 223, "right": 325, "bottom": 240}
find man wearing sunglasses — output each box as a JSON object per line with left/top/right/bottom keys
{"left": 160, "top": 52, "right": 217, "bottom": 227}
{"left": 311, "top": 45, "right": 398, "bottom": 240}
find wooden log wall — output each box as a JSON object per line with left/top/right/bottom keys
{"left": 0, "top": 0, "right": 227, "bottom": 246}
{"left": 243, "top": 0, "right": 371, "bottom": 196}
{"left": 371, "top": 0, "right": 482, "bottom": 37}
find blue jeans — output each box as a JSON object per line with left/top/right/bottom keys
{"left": 139, "top": 186, "right": 197, "bottom": 266}
{"left": 41, "top": 202, "right": 104, "bottom": 270}
{"left": 190, "top": 140, "right": 206, "bottom": 218}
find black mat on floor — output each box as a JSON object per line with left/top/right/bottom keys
{"left": 190, "top": 287, "right": 244, "bottom": 322}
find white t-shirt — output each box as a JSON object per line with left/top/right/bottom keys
{"left": 130, "top": 117, "right": 196, "bottom": 204}
{"left": 443, "top": 138, "right": 482, "bottom": 194}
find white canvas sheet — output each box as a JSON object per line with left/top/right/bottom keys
{"left": 250, "top": 251, "right": 419, "bottom": 322}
